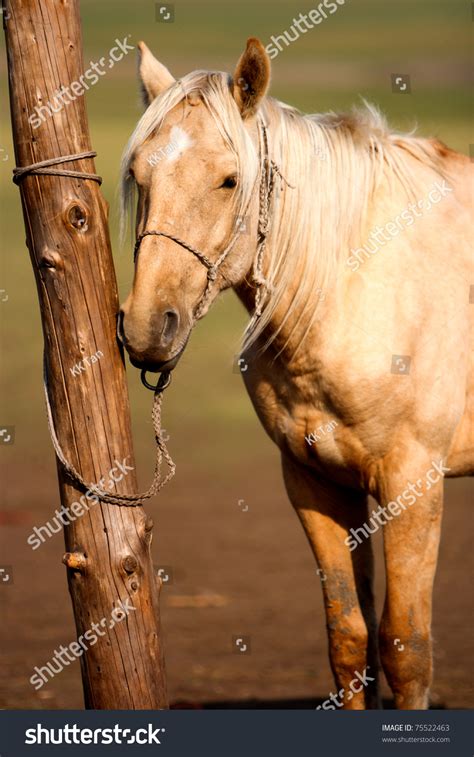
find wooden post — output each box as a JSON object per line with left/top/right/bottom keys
{"left": 4, "top": 0, "right": 168, "bottom": 708}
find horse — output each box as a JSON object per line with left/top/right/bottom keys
{"left": 117, "top": 38, "right": 473, "bottom": 709}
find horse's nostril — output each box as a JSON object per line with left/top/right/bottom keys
{"left": 117, "top": 309, "right": 126, "bottom": 345}
{"left": 161, "top": 309, "right": 179, "bottom": 344}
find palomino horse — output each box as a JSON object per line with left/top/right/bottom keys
{"left": 118, "top": 38, "right": 473, "bottom": 709}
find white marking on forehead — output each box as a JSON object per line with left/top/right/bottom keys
{"left": 166, "top": 125, "right": 193, "bottom": 162}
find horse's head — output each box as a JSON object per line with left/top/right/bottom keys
{"left": 118, "top": 38, "right": 271, "bottom": 372}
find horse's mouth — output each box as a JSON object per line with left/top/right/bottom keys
{"left": 129, "top": 342, "right": 187, "bottom": 374}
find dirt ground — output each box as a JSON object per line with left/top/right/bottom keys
{"left": 0, "top": 446, "right": 472, "bottom": 710}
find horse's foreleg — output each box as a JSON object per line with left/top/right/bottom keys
{"left": 377, "top": 457, "right": 444, "bottom": 709}
{"left": 282, "top": 453, "right": 380, "bottom": 709}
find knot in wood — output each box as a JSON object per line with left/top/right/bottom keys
{"left": 122, "top": 555, "right": 138, "bottom": 574}
{"left": 39, "top": 249, "right": 63, "bottom": 270}
{"left": 66, "top": 202, "right": 88, "bottom": 231}
{"left": 144, "top": 517, "right": 154, "bottom": 532}
{"left": 62, "top": 551, "right": 87, "bottom": 571}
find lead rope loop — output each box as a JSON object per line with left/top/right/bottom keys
{"left": 43, "top": 356, "right": 175, "bottom": 507}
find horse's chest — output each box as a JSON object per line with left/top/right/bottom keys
{"left": 243, "top": 367, "right": 359, "bottom": 482}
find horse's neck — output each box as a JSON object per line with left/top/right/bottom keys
{"left": 235, "top": 100, "right": 466, "bottom": 373}
{"left": 236, "top": 104, "right": 349, "bottom": 359}
{"left": 234, "top": 254, "right": 332, "bottom": 364}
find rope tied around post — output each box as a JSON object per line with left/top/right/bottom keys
{"left": 13, "top": 151, "right": 175, "bottom": 507}
{"left": 13, "top": 151, "right": 102, "bottom": 185}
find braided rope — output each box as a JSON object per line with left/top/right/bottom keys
{"left": 253, "top": 124, "right": 277, "bottom": 317}
{"left": 133, "top": 230, "right": 216, "bottom": 270}
{"left": 13, "top": 151, "right": 102, "bottom": 185}
{"left": 43, "top": 357, "right": 175, "bottom": 506}
{"left": 194, "top": 231, "right": 242, "bottom": 320}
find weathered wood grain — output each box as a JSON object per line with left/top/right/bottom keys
{"left": 4, "top": 0, "right": 168, "bottom": 709}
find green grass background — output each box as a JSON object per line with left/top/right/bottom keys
{"left": 0, "top": 0, "right": 471, "bottom": 490}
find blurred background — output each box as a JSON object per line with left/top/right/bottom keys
{"left": 0, "top": 0, "right": 472, "bottom": 709}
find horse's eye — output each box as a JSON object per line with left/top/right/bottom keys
{"left": 221, "top": 175, "right": 237, "bottom": 189}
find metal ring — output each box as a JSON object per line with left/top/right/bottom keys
{"left": 140, "top": 369, "right": 172, "bottom": 393}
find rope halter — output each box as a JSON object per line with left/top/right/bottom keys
{"left": 132, "top": 118, "right": 282, "bottom": 326}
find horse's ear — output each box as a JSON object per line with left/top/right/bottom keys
{"left": 138, "top": 41, "right": 176, "bottom": 107}
{"left": 233, "top": 38, "right": 270, "bottom": 118}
